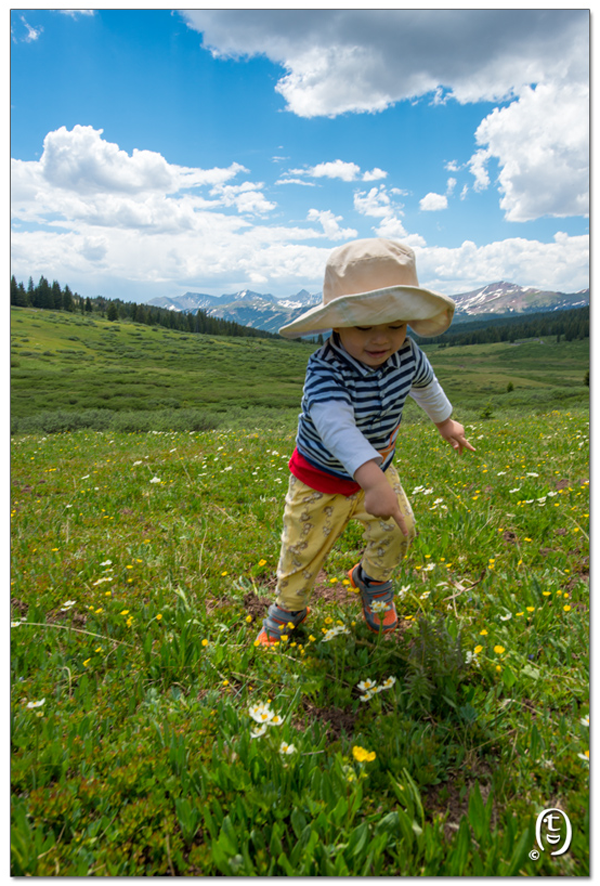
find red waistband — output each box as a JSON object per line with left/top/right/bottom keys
{"left": 289, "top": 448, "right": 361, "bottom": 496}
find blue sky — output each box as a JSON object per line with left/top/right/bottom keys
{"left": 10, "top": 8, "right": 589, "bottom": 303}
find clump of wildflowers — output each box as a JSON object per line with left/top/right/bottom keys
{"left": 352, "top": 746, "right": 376, "bottom": 763}
{"left": 248, "top": 702, "right": 285, "bottom": 738}
{"left": 357, "top": 676, "right": 396, "bottom": 701}
{"left": 322, "top": 624, "right": 351, "bottom": 642}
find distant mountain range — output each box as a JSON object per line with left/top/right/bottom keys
{"left": 145, "top": 281, "right": 589, "bottom": 336}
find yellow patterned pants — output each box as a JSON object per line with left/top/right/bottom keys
{"left": 275, "top": 463, "right": 416, "bottom": 611}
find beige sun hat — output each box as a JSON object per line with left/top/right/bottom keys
{"left": 279, "top": 238, "right": 455, "bottom": 338}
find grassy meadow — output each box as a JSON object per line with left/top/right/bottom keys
{"left": 11, "top": 305, "right": 589, "bottom": 434}
{"left": 10, "top": 306, "right": 589, "bottom": 875}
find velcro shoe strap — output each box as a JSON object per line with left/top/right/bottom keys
{"left": 262, "top": 603, "right": 307, "bottom": 637}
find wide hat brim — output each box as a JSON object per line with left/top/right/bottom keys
{"left": 279, "top": 284, "right": 455, "bottom": 339}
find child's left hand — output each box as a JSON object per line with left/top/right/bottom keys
{"left": 434, "top": 417, "right": 476, "bottom": 454}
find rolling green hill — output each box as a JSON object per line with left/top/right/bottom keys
{"left": 10, "top": 306, "right": 589, "bottom": 435}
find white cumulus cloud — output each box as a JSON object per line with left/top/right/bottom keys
{"left": 420, "top": 193, "right": 448, "bottom": 212}
{"left": 470, "top": 82, "right": 589, "bottom": 220}
{"left": 182, "top": 10, "right": 588, "bottom": 225}
{"left": 416, "top": 233, "right": 589, "bottom": 294}
{"left": 306, "top": 208, "right": 357, "bottom": 240}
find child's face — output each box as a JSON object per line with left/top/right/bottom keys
{"left": 334, "top": 322, "right": 408, "bottom": 367}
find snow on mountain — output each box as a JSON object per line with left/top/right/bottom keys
{"left": 145, "top": 282, "right": 587, "bottom": 336}
{"left": 451, "top": 281, "right": 589, "bottom": 317}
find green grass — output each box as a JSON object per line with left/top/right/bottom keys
{"left": 11, "top": 409, "right": 589, "bottom": 875}
{"left": 10, "top": 307, "right": 314, "bottom": 432}
{"left": 11, "top": 306, "right": 589, "bottom": 436}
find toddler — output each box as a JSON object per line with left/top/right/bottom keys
{"left": 256, "top": 238, "right": 474, "bottom": 645}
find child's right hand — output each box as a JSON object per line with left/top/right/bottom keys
{"left": 355, "top": 460, "right": 410, "bottom": 536}
{"left": 364, "top": 484, "right": 410, "bottom": 536}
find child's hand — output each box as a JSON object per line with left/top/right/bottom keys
{"left": 364, "top": 484, "right": 410, "bottom": 536}
{"left": 354, "top": 460, "right": 409, "bottom": 536}
{"left": 435, "top": 417, "right": 476, "bottom": 454}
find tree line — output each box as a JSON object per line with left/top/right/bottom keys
{"left": 413, "top": 305, "right": 589, "bottom": 347}
{"left": 10, "top": 275, "right": 279, "bottom": 340}
{"left": 11, "top": 274, "right": 589, "bottom": 346}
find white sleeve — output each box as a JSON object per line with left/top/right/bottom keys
{"left": 409, "top": 376, "right": 453, "bottom": 423}
{"left": 310, "top": 401, "right": 382, "bottom": 478}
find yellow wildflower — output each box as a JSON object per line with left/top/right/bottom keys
{"left": 352, "top": 746, "right": 376, "bottom": 763}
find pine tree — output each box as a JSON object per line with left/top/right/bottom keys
{"left": 62, "top": 285, "right": 75, "bottom": 312}
{"left": 51, "top": 280, "right": 63, "bottom": 310}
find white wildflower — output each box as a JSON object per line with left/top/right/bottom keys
{"left": 250, "top": 725, "right": 268, "bottom": 739}
{"left": 357, "top": 679, "right": 377, "bottom": 692}
{"left": 323, "top": 625, "right": 351, "bottom": 641}
{"left": 526, "top": 472, "right": 539, "bottom": 477}
{"left": 279, "top": 741, "right": 296, "bottom": 755}
{"left": 499, "top": 612, "right": 512, "bottom": 622}
{"left": 26, "top": 698, "right": 45, "bottom": 709}
{"left": 509, "top": 488, "right": 521, "bottom": 494}
{"left": 380, "top": 676, "right": 396, "bottom": 690}
{"left": 100, "top": 560, "right": 112, "bottom": 567}
{"left": 150, "top": 476, "right": 161, "bottom": 484}
{"left": 249, "top": 703, "right": 274, "bottom": 724}
{"left": 581, "top": 716, "right": 589, "bottom": 727}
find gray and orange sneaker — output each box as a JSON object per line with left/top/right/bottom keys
{"left": 348, "top": 564, "right": 397, "bottom": 633}
{"left": 255, "top": 603, "right": 309, "bottom": 646}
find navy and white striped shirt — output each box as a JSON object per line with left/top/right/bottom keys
{"left": 296, "top": 333, "right": 436, "bottom": 482}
